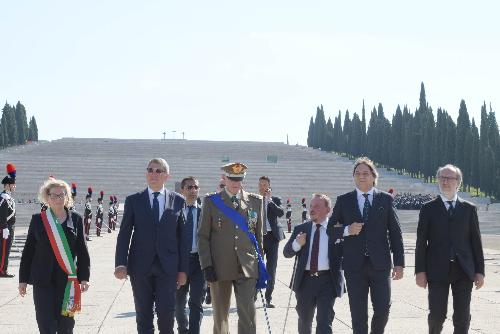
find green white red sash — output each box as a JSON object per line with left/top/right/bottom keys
{"left": 40, "top": 209, "right": 81, "bottom": 316}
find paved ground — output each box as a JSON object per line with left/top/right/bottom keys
{"left": 1, "top": 228, "right": 499, "bottom": 333}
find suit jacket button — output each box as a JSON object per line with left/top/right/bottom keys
{"left": 236, "top": 226, "right": 239, "bottom": 229}
{"left": 234, "top": 246, "right": 238, "bottom": 250}
{"left": 235, "top": 236, "right": 238, "bottom": 239}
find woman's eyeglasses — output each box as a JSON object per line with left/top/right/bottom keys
{"left": 147, "top": 168, "right": 165, "bottom": 174}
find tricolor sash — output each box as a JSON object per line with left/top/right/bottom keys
{"left": 40, "top": 209, "right": 81, "bottom": 317}
{"left": 210, "top": 193, "right": 269, "bottom": 289}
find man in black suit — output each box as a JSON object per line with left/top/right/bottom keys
{"left": 415, "top": 164, "right": 485, "bottom": 334}
{"left": 175, "top": 176, "right": 206, "bottom": 334}
{"left": 327, "top": 157, "right": 404, "bottom": 334}
{"left": 283, "top": 194, "right": 345, "bottom": 334}
{"left": 115, "top": 158, "right": 188, "bottom": 334}
{"left": 258, "top": 176, "right": 285, "bottom": 307}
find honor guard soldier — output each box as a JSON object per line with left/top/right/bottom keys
{"left": 113, "top": 196, "right": 118, "bottom": 230}
{"left": 198, "top": 162, "right": 267, "bottom": 334}
{"left": 95, "top": 191, "right": 104, "bottom": 237}
{"left": 301, "top": 198, "right": 308, "bottom": 223}
{"left": 107, "top": 196, "right": 114, "bottom": 233}
{"left": 286, "top": 198, "right": 292, "bottom": 233}
{"left": 84, "top": 187, "right": 93, "bottom": 241}
{"left": 0, "top": 164, "right": 17, "bottom": 278}
{"left": 69, "top": 183, "right": 77, "bottom": 211}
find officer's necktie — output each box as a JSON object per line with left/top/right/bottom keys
{"left": 152, "top": 192, "right": 160, "bottom": 224}
{"left": 362, "top": 193, "right": 371, "bottom": 224}
{"left": 186, "top": 205, "right": 194, "bottom": 252}
{"left": 446, "top": 200, "right": 456, "bottom": 261}
{"left": 309, "top": 224, "right": 321, "bottom": 273}
{"left": 231, "top": 196, "right": 239, "bottom": 210}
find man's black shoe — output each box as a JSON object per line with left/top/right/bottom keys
{"left": 0, "top": 272, "right": 15, "bottom": 278}
{"left": 266, "top": 301, "right": 275, "bottom": 308}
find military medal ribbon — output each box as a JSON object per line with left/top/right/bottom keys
{"left": 40, "top": 209, "right": 82, "bottom": 317}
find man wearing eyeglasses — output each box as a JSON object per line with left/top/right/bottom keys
{"left": 415, "top": 164, "right": 485, "bottom": 333}
{"left": 115, "top": 158, "right": 188, "bottom": 334}
{"left": 175, "top": 176, "right": 206, "bottom": 334}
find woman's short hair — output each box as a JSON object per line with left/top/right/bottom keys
{"left": 147, "top": 158, "right": 170, "bottom": 174}
{"left": 38, "top": 178, "right": 74, "bottom": 208}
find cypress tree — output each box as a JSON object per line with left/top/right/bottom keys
{"left": 313, "top": 105, "right": 326, "bottom": 149}
{"left": 307, "top": 117, "right": 314, "bottom": 147}
{"left": 15, "top": 101, "right": 29, "bottom": 144}
{"left": 455, "top": 100, "right": 472, "bottom": 188}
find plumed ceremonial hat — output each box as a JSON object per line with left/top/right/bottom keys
{"left": 2, "top": 163, "right": 16, "bottom": 185}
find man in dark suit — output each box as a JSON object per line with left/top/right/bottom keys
{"left": 175, "top": 176, "right": 206, "bottom": 334}
{"left": 115, "top": 158, "right": 188, "bottom": 334}
{"left": 327, "top": 157, "right": 404, "bottom": 334}
{"left": 258, "top": 176, "right": 285, "bottom": 307}
{"left": 415, "top": 164, "right": 485, "bottom": 334}
{"left": 284, "top": 194, "right": 345, "bottom": 334}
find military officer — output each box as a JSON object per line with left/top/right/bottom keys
{"left": 286, "top": 198, "right": 292, "bottom": 233}
{"left": 198, "top": 162, "right": 265, "bottom": 334}
{"left": 0, "top": 164, "right": 17, "bottom": 278}
{"left": 69, "top": 182, "right": 77, "bottom": 211}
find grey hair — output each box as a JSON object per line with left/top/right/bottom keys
{"left": 147, "top": 158, "right": 170, "bottom": 174}
{"left": 436, "top": 164, "right": 463, "bottom": 188}
{"left": 311, "top": 193, "right": 332, "bottom": 208}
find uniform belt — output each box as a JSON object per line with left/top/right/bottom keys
{"left": 304, "top": 270, "right": 329, "bottom": 277}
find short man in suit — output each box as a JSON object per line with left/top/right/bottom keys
{"left": 327, "top": 156, "right": 404, "bottom": 334}
{"left": 175, "top": 176, "right": 206, "bottom": 334}
{"left": 415, "top": 164, "right": 485, "bottom": 333}
{"left": 115, "top": 158, "right": 188, "bottom": 334}
{"left": 284, "top": 194, "right": 345, "bottom": 334}
{"left": 198, "top": 162, "right": 264, "bottom": 334}
{"left": 258, "top": 175, "right": 285, "bottom": 308}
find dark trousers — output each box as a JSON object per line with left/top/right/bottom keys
{"left": 175, "top": 253, "right": 206, "bottom": 334}
{"left": 130, "top": 256, "right": 177, "bottom": 334}
{"left": 427, "top": 261, "right": 473, "bottom": 334}
{"left": 295, "top": 273, "right": 336, "bottom": 334}
{"left": 345, "top": 257, "right": 391, "bottom": 334}
{"left": 263, "top": 233, "right": 279, "bottom": 302}
{"left": 33, "top": 273, "right": 75, "bottom": 334}
{"left": 0, "top": 227, "right": 13, "bottom": 273}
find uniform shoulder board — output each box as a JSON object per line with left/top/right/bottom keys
{"left": 0, "top": 192, "right": 11, "bottom": 200}
{"left": 249, "top": 193, "right": 263, "bottom": 200}
{"left": 205, "top": 192, "right": 217, "bottom": 198}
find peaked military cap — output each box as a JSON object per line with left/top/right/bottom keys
{"left": 221, "top": 162, "right": 247, "bottom": 181}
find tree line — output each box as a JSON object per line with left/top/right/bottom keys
{"left": 1, "top": 101, "right": 38, "bottom": 148}
{"left": 307, "top": 83, "right": 500, "bottom": 199}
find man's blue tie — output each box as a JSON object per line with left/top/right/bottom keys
{"left": 362, "top": 193, "right": 371, "bottom": 224}
{"left": 186, "top": 205, "right": 194, "bottom": 252}
{"left": 153, "top": 192, "right": 160, "bottom": 224}
{"left": 362, "top": 193, "right": 371, "bottom": 256}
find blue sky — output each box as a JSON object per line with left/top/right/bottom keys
{"left": 1, "top": 1, "right": 498, "bottom": 144}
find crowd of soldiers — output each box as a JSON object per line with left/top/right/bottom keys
{"left": 83, "top": 187, "right": 119, "bottom": 240}
{"left": 393, "top": 192, "right": 434, "bottom": 210}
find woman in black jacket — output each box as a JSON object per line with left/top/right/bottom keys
{"left": 19, "top": 178, "right": 90, "bottom": 334}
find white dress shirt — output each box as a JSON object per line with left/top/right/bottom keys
{"left": 264, "top": 198, "right": 272, "bottom": 232}
{"left": 183, "top": 202, "right": 199, "bottom": 253}
{"left": 148, "top": 186, "right": 167, "bottom": 222}
{"left": 440, "top": 193, "right": 458, "bottom": 210}
{"left": 343, "top": 187, "right": 375, "bottom": 236}
{"left": 292, "top": 218, "right": 330, "bottom": 271}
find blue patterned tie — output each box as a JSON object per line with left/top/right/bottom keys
{"left": 152, "top": 192, "right": 160, "bottom": 224}
{"left": 186, "top": 205, "right": 194, "bottom": 252}
{"left": 362, "top": 193, "right": 371, "bottom": 224}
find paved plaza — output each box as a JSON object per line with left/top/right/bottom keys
{"left": 1, "top": 226, "right": 499, "bottom": 334}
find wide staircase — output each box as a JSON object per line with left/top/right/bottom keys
{"left": 1, "top": 137, "right": 497, "bottom": 237}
